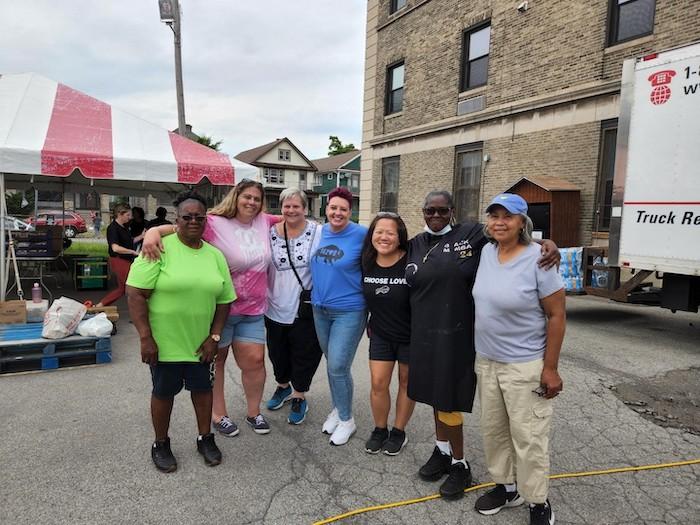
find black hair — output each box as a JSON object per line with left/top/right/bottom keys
{"left": 173, "top": 191, "right": 207, "bottom": 212}
{"left": 361, "top": 212, "right": 409, "bottom": 273}
{"left": 131, "top": 206, "right": 145, "bottom": 221}
{"left": 155, "top": 206, "right": 167, "bottom": 218}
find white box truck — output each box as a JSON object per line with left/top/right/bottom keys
{"left": 599, "top": 41, "right": 700, "bottom": 312}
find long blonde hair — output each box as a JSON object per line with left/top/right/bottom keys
{"left": 209, "top": 179, "right": 265, "bottom": 218}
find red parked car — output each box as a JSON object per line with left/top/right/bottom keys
{"left": 28, "top": 210, "right": 88, "bottom": 238}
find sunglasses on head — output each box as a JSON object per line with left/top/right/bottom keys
{"left": 422, "top": 207, "right": 452, "bottom": 217}
{"left": 376, "top": 211, "right": 399, "bottom": 218}
{"left": 178, "top": 214, "right": 206, "bottom": 223}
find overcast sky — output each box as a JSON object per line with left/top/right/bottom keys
{"left": 0, "top": 1, "right": 367, "bottom": 160}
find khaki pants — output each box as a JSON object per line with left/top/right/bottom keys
{"left": 475, "top": 355, "right": 553, "bottom": 504}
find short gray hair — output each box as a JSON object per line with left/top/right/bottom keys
{"left": 423, "top": 190, "right": 455, "bottom": 209}
{"left": 279, "top": 187, "right": 307, "bottom": 209}
{"left": 483, "top": 213, "right": 534, "bottom": 245}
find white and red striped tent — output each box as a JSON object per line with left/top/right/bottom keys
{"left": 0, "top": 73, "right": 235, "bottom": 188}
{"left": 0, "top": 72, "right": 239, "bottom": 300}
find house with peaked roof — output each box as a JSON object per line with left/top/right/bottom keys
{"left": 235, "top": 138, "right": 317, "bottom": 214}
{"left": 311, "top": 150, "right": 361, "bottom": 222}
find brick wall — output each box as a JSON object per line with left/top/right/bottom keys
{"left": 375, "top": 123, "right": 600, "bottom": 242}
{"left": 483, "top": 122, "right": 601, "bottom": 245}
{"left": 374, "top": 0, "right": 700, "bottom": 134}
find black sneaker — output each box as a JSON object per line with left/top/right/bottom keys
{"left": 418, "top": 446, "right": 452, "bottom": 481}
{"left": 364, "top": 427, "right": 389, "bottom": 454}
{"left": 151, "top": 437, "right": 177, "bottom": 473}
{"left": 439, "top": 461, "right": 472, "bottom": 500}
{"left": 382, "top": 428, "right": 408, "bottom": 456}
{"left": 196, "top": 433, "right": 222, "bottom": 466}
{"left": 529, "top": 500, "right": 555, "bottom": 525}
{"left": 475, "top": 484, "right": 525, "bottom": 515}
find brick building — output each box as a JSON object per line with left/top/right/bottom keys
{"left": 360, "top": 0, "right": 700, "bottom": 245}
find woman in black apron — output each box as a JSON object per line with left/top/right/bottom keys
{"left": 406, "top": 190, "right": 559, "bottom": 500}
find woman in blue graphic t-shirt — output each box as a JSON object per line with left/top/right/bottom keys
{"left": 310, "top": 187, "right": 368, "bottom": 447}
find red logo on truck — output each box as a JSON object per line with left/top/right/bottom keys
{"left": 648, "top": 70, "right": 676, "bottom": 105}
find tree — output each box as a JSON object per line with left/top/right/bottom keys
{"left": 197, "top": 134, "right": 223, "bottom": 151}
{"left": 328, "top": 136, "right": 356, "bottom": 156}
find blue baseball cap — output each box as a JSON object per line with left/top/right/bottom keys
{"left": 485, "top": 193, "right": 528, "bottom": 215}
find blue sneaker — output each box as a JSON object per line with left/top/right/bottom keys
{"left": 287, "top": 398, "right": 308, "bottom": 425}
{"left": 266, "top": 385, "right": 293, "bottom": 410}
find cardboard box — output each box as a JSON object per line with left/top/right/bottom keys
{"left": 0, "top": 300, "right": 27, "bottom": 324}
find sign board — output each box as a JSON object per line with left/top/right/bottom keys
{"left": 617, "top": 42, "right": 700, "bottom": 275}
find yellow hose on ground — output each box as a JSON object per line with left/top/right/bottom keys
{"left": 312, "top": 458, "right": 700, "bottom": 525}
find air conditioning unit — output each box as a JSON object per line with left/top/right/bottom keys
{"left": 457, "top": 95, "right": 486, "bottom": 115}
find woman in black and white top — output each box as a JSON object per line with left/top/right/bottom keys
{"left": 360, "top": 212, "right": 415, "bottom": 455}
{"left": 265, "top": 188, "right": 323, "bottom": 425}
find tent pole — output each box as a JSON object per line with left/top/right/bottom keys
{"left": 1, "top": 172, "right": 6, "bottom": 301}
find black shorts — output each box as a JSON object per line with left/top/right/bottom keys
{"left": 369, "top": 332, "right": 410, "bottom": 364}
{"left": 150, "top": 362, "right": 214, "bottom": 399}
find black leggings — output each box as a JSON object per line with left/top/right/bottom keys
{"left": 265, "top": 316, "right": 323, "bottom": 393}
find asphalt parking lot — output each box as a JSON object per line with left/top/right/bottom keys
{"left": 1, "top": 295, "right": 698, "bottom": 524}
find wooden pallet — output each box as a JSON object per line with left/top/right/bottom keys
{"left": 0, "top": 323, "right": 111, "bottom": 375}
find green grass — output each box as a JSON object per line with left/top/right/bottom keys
{"left": 65, "top": 239, "right": 109, "bottom": 258}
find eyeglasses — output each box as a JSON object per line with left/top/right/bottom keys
{"left": 422, "top": 207, "right": 452, "bottom": 217}
{"left": 178, "top": 215, "right": 206, "bottom": 223}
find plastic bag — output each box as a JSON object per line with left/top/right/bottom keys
{"left": 77, "top": 313, "right": 113, "bottom": 337}
{"left": 42, "top": 296, "right": 87, "bottom": 339}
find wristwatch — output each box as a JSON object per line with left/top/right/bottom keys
{"left": 210, "top": 334, "right": 221, "bottom": 343}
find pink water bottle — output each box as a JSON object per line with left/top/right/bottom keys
{"left": 32, "top": 282, "right": 42, "bottom": 303}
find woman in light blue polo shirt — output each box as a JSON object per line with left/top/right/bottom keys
{"left": 310, "top": 187, "right": 368, "bottom": 446}
{"left": 472, "top": 193, "right": 565, "bottom": 525}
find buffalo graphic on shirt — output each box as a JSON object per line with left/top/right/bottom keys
{"left": 314, "top": 244, "right": 344, "bottom": 264}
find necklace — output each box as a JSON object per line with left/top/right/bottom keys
{"left": 422, "top": 241, "right": 441, "bottom": 263}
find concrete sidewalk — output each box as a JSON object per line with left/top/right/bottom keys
{"left": 1, "top": 296, "right": 698, "bottom": 524}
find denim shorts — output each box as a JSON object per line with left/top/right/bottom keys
{"left": 150, "top": 362, "right": 214, "bottom": 399}
{"left": 220, "top": 314, "right": 266, "bottom": 347}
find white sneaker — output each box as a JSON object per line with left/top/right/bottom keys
{"left": 329, "top": 418, "right": 356, "bottom": 446}
{"left": 322, "top": 408, "right": 339, "bottom": 435}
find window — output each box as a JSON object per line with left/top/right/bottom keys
{"left": 380, "top": 157, "right": 400, "bottom": 213}
{"left": 453, "top": 147, "right": 482, "bottom": 223}
{"left": 390, "top": 0, "right": 406, "bottom": 14}
{"left": 386, "top": 62, "right": 405, "bottom": 115}
{"left": 608, "top": 0, "right": 655, "bottom": 45}
{"left": 350, "top": 174, "right": 360, "bottom": 192}
{"left": 278, "top": 149, "right": 291, "bottom": 161}
{"left": 267, "top": 194, "right": 280, "bottom": 210}
{"left": 461, "top": 23, "right": 490, "bottom": 91}
{"left": 74, "top": 191, "right": 100, "bottom": 210}
{"left": 263, "top": 168, "right": 285, "bottom": 184}
{"left": 595, "top": 120, "right": 618, "bottom": 231}
{"left": 314, "top": 173, "right": 323, "bottom": 186}
{"left": 298, "top": 171, "right": 307, "bottom": 190}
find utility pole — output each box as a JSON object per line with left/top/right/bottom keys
{"left": 159, "top": 0, "right": 186, "bottom": 136}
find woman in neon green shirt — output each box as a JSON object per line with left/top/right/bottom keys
{"left": 127, "top": 192, "right": 236, "bottom": 473}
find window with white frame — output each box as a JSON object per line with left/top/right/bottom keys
{"left": 298, "top": 171, "right": 307, "bottom": 190}
{"left": 278, "top": 149, "right": 291, "bottom": 161}
{"left": 350, "top": 174, "right": 360, "bottom": 192}
{"left": 263, "top": 168, "right": 285, "bottom": 184}
{"left": 314, "top": 173, "right": 323, "bottom": 186}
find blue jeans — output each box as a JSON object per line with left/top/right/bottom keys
{"left": 313, "top": 307, "right": 367, "bottom": 422}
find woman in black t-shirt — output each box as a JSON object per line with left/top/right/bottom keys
{"left": 360, "top": 212, "right": 415, "bottom": 456}
{"left": 97, "top": 203, "right": 138, "bottom": 307}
